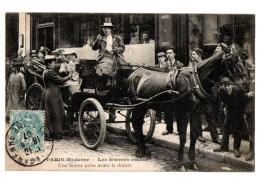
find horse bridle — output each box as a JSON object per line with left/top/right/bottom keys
{"left": 221, "top": 50, "right": 246, "bottom": 90}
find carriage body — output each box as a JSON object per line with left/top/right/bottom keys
{"left": 69, "top": 58, "right": 131, "bottom": 107}
{"left": 24, "top": 58, "right": 156, "bottom": 150}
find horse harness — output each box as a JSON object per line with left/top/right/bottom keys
{"left": 107, "top": 65, "right": 213, "bottom": 110}
{"left": 222, "top": 54, "right": 248, "bottom": 91}
{"left": 188, "top": 65, "right": 212, "bottom": 101}
{"left": 164, "top": 65, "right": 212, "bottom": 102}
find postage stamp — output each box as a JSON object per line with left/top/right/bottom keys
{"left": 6, "top": 110, "right": 53, "bottom": 167}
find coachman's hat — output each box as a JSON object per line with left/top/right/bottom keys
{"left": 101, "top": 22, "right": 114, "bottom": 27}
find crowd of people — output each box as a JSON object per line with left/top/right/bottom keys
{"left": 153, "top": 32, "right": 255, "bottom": 161}
{"left": 5, "top": 22, "right": 255, "bottom": 161}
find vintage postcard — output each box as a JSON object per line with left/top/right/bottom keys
{"left": 5, "top": 12, "right": 255, "bottom": 172}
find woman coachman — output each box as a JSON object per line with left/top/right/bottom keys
{"left": 92, "top": 22, "right": 128, "bottom": 91}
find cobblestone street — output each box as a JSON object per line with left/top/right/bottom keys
{"left": 6, "top": 123, "right": 250, "bottom": 172}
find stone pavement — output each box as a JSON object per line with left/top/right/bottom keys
{"left": 5, "top": 123, "right": 251, "bottom": 172}
{"left": 106, "top": 110, "right": 255, "bottom": 171}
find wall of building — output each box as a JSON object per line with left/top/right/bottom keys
{"left": 18, "top": 12, "right": 31, "bottom": 56}
{"left": 5, "top": 13, "right": 19, "bottom": 57}
{"left": 13, "top": 13, "right": 254, "bottom": 65}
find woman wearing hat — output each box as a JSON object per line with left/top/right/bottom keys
{"left": 92, "top": 22, "right": 127, "bottom": 90}
{"left": 37, "top": 47, "right": 46, "bottom": 65}
{"left": 59, "top": 52, "right": 78, "bottom": 74}
{"left": 6, "top": 60, "right": 26, "bottom": 121}
{"left": 37, "top": 46, "right": 51, "bottom": 64}
{"left": 40, "top": 56, "right": 72, "bottom": 140}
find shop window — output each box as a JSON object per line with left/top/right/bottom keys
{"left": 79, "top": 16, "right": 98, "bottom": 46}
{"left": 35, "top": 14, "right": 55, "bottom": 50}
{"left": 123, "top": 14, "right": 155, "bottom": 45}
{"left": 37, "top": 26, "right": 54, "bottom": 51}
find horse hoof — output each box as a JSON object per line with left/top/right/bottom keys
{"left": 177, "top": 165, "right": 186, "bottom": 172}
{"left": 190, "top": 163, "right": 199, "bottom": 170}
{"left": 135, "top": 149, "right": 151, "bottom": 158}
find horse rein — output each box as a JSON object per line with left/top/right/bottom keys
{"left": 222, "top": 52, "right": 246, "bottom": 90}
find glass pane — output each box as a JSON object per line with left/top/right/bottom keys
{"left": 45, "top": 27, "right": 54, "bottom": 50}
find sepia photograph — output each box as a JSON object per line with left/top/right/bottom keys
{"left": 4, "top": 9, "right": 255, "bottom": 172}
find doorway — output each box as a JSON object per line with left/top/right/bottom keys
{"left": 37, "top": 26, "right": 54, "bottom": 51}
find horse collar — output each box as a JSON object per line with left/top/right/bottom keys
{"left": 190, "top": 65, "right": 212, "bottom": 100}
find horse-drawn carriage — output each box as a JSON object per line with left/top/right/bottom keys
{"left": 21, "top": 43, "right": 248, "bottom": 170}
{"left": 24, "top": 56, "right": 157, "bottom": 150}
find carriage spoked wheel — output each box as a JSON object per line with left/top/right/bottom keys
{"left": 26, "top": 83, "right": 44, "bottom": 110}
{"left": 125, "top": 109, "right": 156, "bottom": 143}
{"left": 78, "top": 98, "right": 106, "bottom": 150}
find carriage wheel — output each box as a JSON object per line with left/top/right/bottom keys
{"left": 125, "top": 109, "right": 156, "bottom": 143}
{"left": 78, "top": 98, "right": 106, "bottom": 150}
{"left": 26, "top": 83, "right": 44, "bottom": 110}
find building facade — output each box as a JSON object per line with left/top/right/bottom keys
{"left": 7, "top": 13, "right": 255, "bottom": 65}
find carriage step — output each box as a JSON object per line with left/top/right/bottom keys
{"left": 97, "top": 90, "right": 110, "bottom": 96}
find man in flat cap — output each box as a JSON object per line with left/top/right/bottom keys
{"left": 154, "top": 51, "right": 167, "bottom": 123}
{"left": 156, "top": 52, "right": 166, "bottom": 68}
{"left": 92, "top": 22, "right": 128, "bottom": 91}
{"left": 214, "top": 77, "right": 251, "bottom": 158}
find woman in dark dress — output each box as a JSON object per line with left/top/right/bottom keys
{"left": 41, "top": 56, "right": 72, "bottom": 140}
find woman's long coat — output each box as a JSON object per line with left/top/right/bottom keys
{"left": 92, "top": 34, "right": 128, "bottom": 77}
{"left": 6, "top": 72, "right": 26, "bottom": 117}
{"left": 40, "top": 68, "right": 69, "bottom": 136}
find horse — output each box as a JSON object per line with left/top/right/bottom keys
{"left": 125, "top": 43, "right": 249, "bottom": 171}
